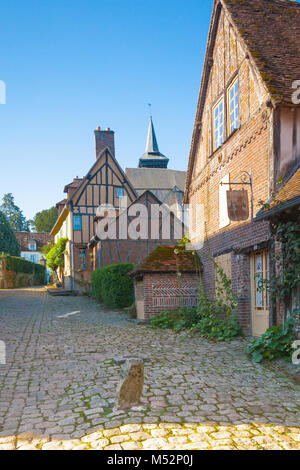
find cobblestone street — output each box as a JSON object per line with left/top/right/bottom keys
{"left": 0, "top": 287, "right": 299, "bottom": 450}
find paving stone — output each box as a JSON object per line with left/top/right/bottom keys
{"left": 0, "top": 288, "right": 299, "bottom": 451}
{"left": 120, "top": 424, "right": 142, "bottom": 433}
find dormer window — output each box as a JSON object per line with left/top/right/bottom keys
{"left": 28, "top": 241, "right": 36, "bottom": 251}
{"left": 213, "top": 98, "right": 224, "bottom": 151}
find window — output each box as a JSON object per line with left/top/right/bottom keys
{"left": 213, "top": 98, "right": 224, "bottom": 151}
{"left": 79, "top": 248, "right": 87, "bottom": 270}
{"left": 30, "top": 254, "right": 36, "bottom": 263}
{"left": 116, "top": 187, "right": 124, "bottom": 199}
{"left": 28, "top": 242, "right": 36, "bottom": 251}
{"left": 254, "top": 252, "right": 269, "bottom": 309}
{"left": 73, "top": 215, "right": 82, "bottom": 230}
{"left": 228, "top": 79, "right": 239, "bottom": 134}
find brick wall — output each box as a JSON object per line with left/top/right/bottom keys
{"left": 186, "top": 4, "right": 277, "bottom": 334}
{"left": 141, "top": 272, "right": 199, "bottom": 321}
{"left": 94, "top": 128, "right": 115, "bottom": 158}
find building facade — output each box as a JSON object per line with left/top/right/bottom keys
{"left": 15, "top": 231, "right": 53, "bottom": 265}
{"left": 51, "top": 129, "right": 137, "bottom": 291}
{"left": 185, "top": 0, "right": 300, "bottom": 335}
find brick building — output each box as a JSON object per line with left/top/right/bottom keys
{"left": 90, "top": 190, "right": 185, "bottom": 268}
{"left": 184, "top": 0, "right": 300, "bottom": 335}
{"left": 15, "top": 231, "right": 53, "bottom": 265}
{"left": 255, "top": 164, "right": 300, "bottom": 323}
{"left": 130, "top": 246, "right": 201, "bottom": 320}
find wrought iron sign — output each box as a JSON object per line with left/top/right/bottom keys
{"left": 220, "top": 170, "right": 253, "bottom": 221}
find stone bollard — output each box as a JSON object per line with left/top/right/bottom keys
{"left": 114, "top": 358, "right": 144, "bottom": 411}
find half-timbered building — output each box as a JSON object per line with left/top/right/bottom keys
{"left": 51, "top": 128, "right": 137, "bottom": 291}
{"left": 90, "top": 190, "right": 185, "bottom": 269}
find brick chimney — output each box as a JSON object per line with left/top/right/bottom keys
{"left": 94, "top": 127, "right": 115, "bottom": 159}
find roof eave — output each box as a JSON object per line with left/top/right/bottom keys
{"left": 51, "top": 207, "right": 69, "bottom": 236}
{"left": 255, "top": 196, "right": 300, "bottom": 222}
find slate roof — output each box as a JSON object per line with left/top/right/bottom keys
{"left": 223, "top": 0, "right": 300, "bottom": 105}
{"left": 126, "top": 168, "right": 186, "bottom": 191}
{"left": 126, "top": 168, "right": 186, "bottom": 213}
{"left": 130, "top": 245, "right": 201, "bottom": 275}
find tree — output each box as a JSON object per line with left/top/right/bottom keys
{"left": 40, "top": 242, "right": 53, "bottom": 258}
{"left": 46, "top": 237, "right": 67, "bottom": 282}
{"left": 0, "top": 211, "right": 20, "bottom": 256}
{"left": 31, "top": 207, "right": 58, "bottom": 233}
{"left": 0, "top": 193, "right": 30, "bottom": 231}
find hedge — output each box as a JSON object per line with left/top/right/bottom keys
{"left": 1, "top": 254, "right": 46, "bottom": 285}
{"left": 91, "top": 263, "right": 134, "bottom": 308}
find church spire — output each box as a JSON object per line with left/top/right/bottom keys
{"left": 145, "top": 117, "right": 159, "bottom": 154}
{"left": 139, "top": 117, "right": 169, "bottom": 169}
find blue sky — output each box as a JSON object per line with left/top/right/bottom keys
{"left": 0, "top": 0, "right": 213, "bottom": 220}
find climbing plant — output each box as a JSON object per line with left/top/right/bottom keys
{"left": 151, "top": 237, "right": 243, "bottom": 341}
{"left": 257, "top": 205, "right": 300, "bottom": 309}
{"left": 246, "top": 202, "right": 300, "bottom": 363}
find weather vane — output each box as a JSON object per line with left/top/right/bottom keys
{"left": 148, "top": 103, "right": 152, "bottom": 118}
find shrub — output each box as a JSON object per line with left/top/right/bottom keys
{"left": 91, "top": 268, "right": 102, "bottom": 302}
{"left": 150, "top": 307, "right": 199, "bottom": 332}
{"left": 91, "top": 263, "right": 134, "bottom": 308}
{"left": 246, "top": 312, "right": 298, "bottom": 363}
{"left": 0, "top": 254, "right": 46, "bottom": 285}
{"left": 46, "top": 237, "right": 67, "bottom": 272}
{"left": 190, "top": 278, "right": 243, "bottom": 341}
{"left": 149, "top": 263, "right": 243, "bottom": 342}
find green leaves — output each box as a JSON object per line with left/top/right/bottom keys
{"left": 150, "top": 268, "right": 244, "bottom": 342}
{"left": 150, "top": 308, "right": 199, "bottom": 331}
{"left": 91, "top": 263, "right": 135, "bottom": 309}
{"left": 0, "top": 193, "right": 29, "bottom": 232}
{"left": 46, "top": 237, "right": 67, "bottom": 271}
{"left": 246, "top": 313, "right": 298, "bottom": 363}
{"left": 31, "top": 207, "right": 58, "bottom": 233}
{"left": 0, "top": 211, "right": 20, "bottom": 256}
{"left": 1, "top": 254, "right": 45, "bottom": 284}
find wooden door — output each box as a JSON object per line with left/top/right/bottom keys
{"left": 251, "top": 251, "right": 269, "bottom": 337}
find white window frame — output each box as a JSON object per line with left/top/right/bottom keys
{"left": 28, "top": 242, "right": 36, "bottom": 251}
{"left": 227, "top": 78, "right": 239, "bottom": 135}
{"left": 213, "top": 98, "right": 224, "bottom": 151}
